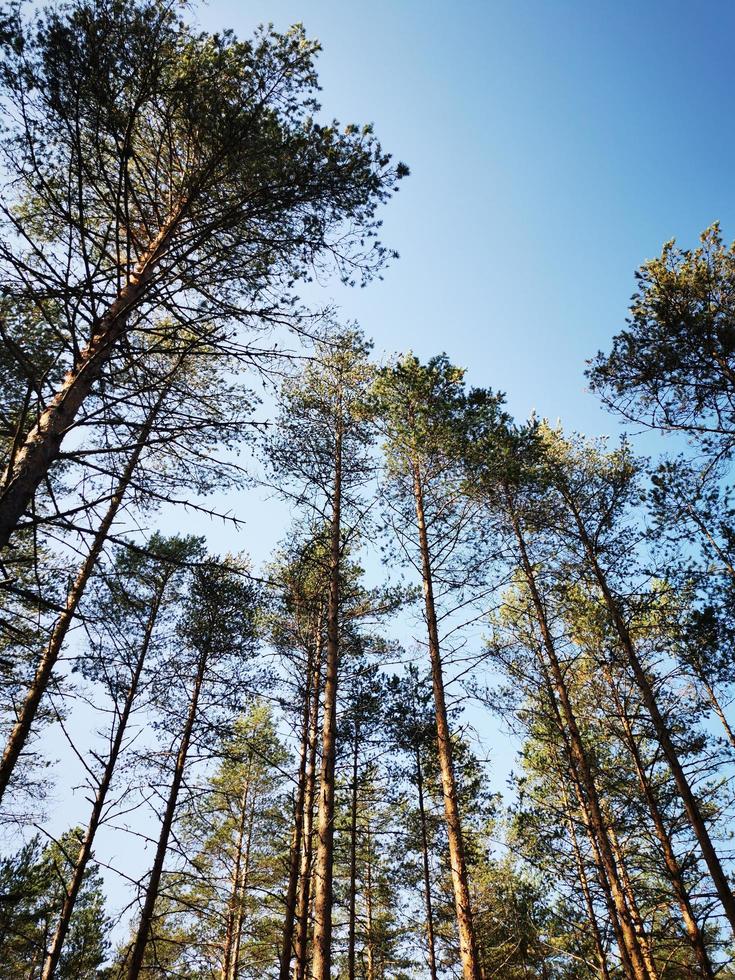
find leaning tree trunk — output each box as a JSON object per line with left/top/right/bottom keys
{"left": 412, "top": 461, "right": 482, "bottom": 980}
{"left": 311, "top": 423, "right": 342, "bottom": 980}
{"left": 0, "top": 383, "right": 171, "bottom": 803}
{"left": 40, "top": 567, "right": 172, "bottom": 980}
{"left": 605, "top": 666, "right": 716, "bottom": 978}
{"left": 125, "top": 643, "right": 207, "bottom": 980}
{"left": 569, "top": 501, "right": 735, "bottom": 937}
{"left": 508, "top": 499, "right": 652, "bottom": 980}
{"left": 0, "top": 206, "right": 185, "bottom": 550}
{"left": 604, "top": 814, "right": 660, "bottom": 980}
{"left": 560, "top": 783, "right": 612, "bottom": 980}
{"left": 416, "top": 745, "right": 439, "bottom": 980}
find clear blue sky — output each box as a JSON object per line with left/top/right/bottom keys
{"left": 196, "top": 0, "right": 735, "bottom": 432}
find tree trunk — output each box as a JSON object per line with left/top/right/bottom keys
{"left": 416, "top": 746, "right": 439, "bottom": 980}
{"left": 605, "top": 668, "right": 716, "bottom": 978}
{"left": 279, "top": 634, "right": 319, "bottom": 980}
{"left": 311, "top": 423, "right": 342, "bottom": 980}
{"left": 222, "top": 768, "right": 252, "bottom": 980}
{"left": 40, "top": 570, "right": 171, "bottom": 980}
{"left": 698, "top": 673, "right": 735, "bottom": 752}
{"left": 294, "top": 637, "right": 323, "bottom": 980}
{"left": 569, "top": 502, "right": 735, "bottom": 936}
{"left": 124, "top": 643, "right": 207, "bottom": 980}
{"left": 0, "top": 384, "right": 170, "bottom": 803}
{"left": 412, "top": 461, "right": 482, "bottom": 980}
{"left": 508, "top": 499, "right": 652, "bottom": 980}
{"left": 227, "top": 798, "right": 256, "bottom": 980}
{"left": 560, "top": 784, "right": 611, "bottom": 980}
{"left": 604, "top": 816, "right": 660, "bottom": 980}
{"left": 347, "top": 724, "right": 360, "bottom": 980}
{"left": 0, "top": 207, "right": 184, "bottom": 550}
{"left": 364, "top": 816, "right": 375, "bottom": 980}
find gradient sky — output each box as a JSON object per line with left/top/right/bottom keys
{"left": 194, "top": 0, "right": 735, "bottom": 432}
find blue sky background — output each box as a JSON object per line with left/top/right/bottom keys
{"left": 196, "top": 0, "right": 735, "bottom": 432}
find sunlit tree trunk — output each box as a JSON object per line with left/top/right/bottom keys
{"left": 40, "top": 568, "right": 171, "bottom": 980}
{"left": 560, "top": 784, "right": 612, "bottom": 980}
{"left": 311, "top": 420, "right": 342, "bottom": 980}
{"left": 508, "top": 498, "right": 652, "bottom": 980}
{"left": 0, "top": 207, "right": 185, "bottom": 550}
{"left": 294, "top": 640, "right": 323, "bottom": 980}
{"left": 227, "top": 798, "right": 256, "bottom": 980}
{"left": 222, "top": 768, "right": 252, "bottom": 980}
{"left": 0, "top": 384, "right": 171, "bottom": 803}
{"left": 125, "top": 643, "right": 208, "bottom": 980}
{"left": 280, "top": 628, "right": 320, "bottom": 980}
{"left": 416, "top": 746, "right": 439, "bottom": 980}
{"left": 412, "top": 461, "right": 482, "bottom": 980}
{"left": 568, "top": 500, "right": 735, "bottom": 935}
{"left": 605, "top": 667, "right": 715, "bottom": 977}
{"left": 347, "top": 723, "right": 360, "bottom": 980}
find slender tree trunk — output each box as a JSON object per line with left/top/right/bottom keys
{"left": 412, "top": 461, "right": 482, "bottom": 980}
{"left": 364, "top": 816, "right": 375, "bottom": 980}
{"left": 294, "top": 638, "right": 323, "bottom": 980}
{"left": 222, "top": 769, "right": 252, "bottom": 980}
{"left": 347, "top": 724, "right": 360, "bottom": 980}
{"left": 125, "top": 643, "right": 208, "bottom": 980}
{"left": 227, "top": 799, "right": 255, "bottom": 980}
{"left": 0, "top": 207, "right": 184, "bottom": 550}
{"left": 698, "top": 673, "right": 735, "bottom": 752}
{"left": 416, "top": 746, "right": 439, "bottom": 980}
{"left": 605, "top": 668, "right": 716, "bottom": 978}
{"left": 553, "top": 694, "right": 641, "bottom": 980}
{"left": 568, "top": 503, "right": 735, "bottom": 936}
{"left": 311, "top": 424, "right": 342, "bottom": 980}
{"left": 280, "top": 637, "right": 318, "bottom": 980}
{"left": 0, "top": 385, "right": 171, "bottom": 803}
{"left": 507, "top": 499, "right": 651, "bottom": 980}
{"left": 561, "top": 784, "right": 611, "bottom": 980}
{"left": 40, "top": 571, "right": 171, "bottom": 980}
{"left": 604, "top": 816, "right": 660, "bottom": 980}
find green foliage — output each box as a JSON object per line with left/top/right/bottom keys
{"left": 0, "top": 829, "right": 110, "bottom": 978}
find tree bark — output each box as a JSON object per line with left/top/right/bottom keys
{"left": 604, "top": 816, "right": 660, "bottom": 980}
{"left": 698, "top": 673, "right": 735, "bottom": 753}
{"left": 560, "top": 784, "right": 611, "bottom": 980}
{"left": 124, "top": 642, "right": 207, "bottom": 980}
{"left": 0, "top": 384, "right": 170, "bottom": 803}
{"left": 568, "top": 501, "right": 735, "bottom": 936}
{"left": 280, "top": 630, "right": 319, "bottom": 980}
{"left": 227, "top": 798, "right": 255, "bottom": 980}
{"left": 412, "top": 461, "right": 482, "bottom": 980}
{"left": 294, "top": 637, "right": 323, "bottom": 980}
{"left": 604, "top": 668, "right": 715, "bottom": 978}
{"left": 222, "top": 768, "right": 252, "bottom": 980}
{"left": 416, "top": 746, "right": 439, "bottom": 980}
{"left": 0, "top": 206, "right": 185, "bottom": 550}
{"left": 364, "top": 815, "right": 375, "bottom": 980}
{"left": 310, "top": 423, "right": 342, "bottom": 980}
{"left": 507, "top": 498, "right": 652, "bottom": 980}
{"left": 40, "top": 568, "right": 171, "bottom": 979}
{"left": 347, "top": 723, "right": 360, "bottom": 980}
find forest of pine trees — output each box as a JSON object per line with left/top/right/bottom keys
{"left": 1, "top": 1, "right": 734, "bottom": 978}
